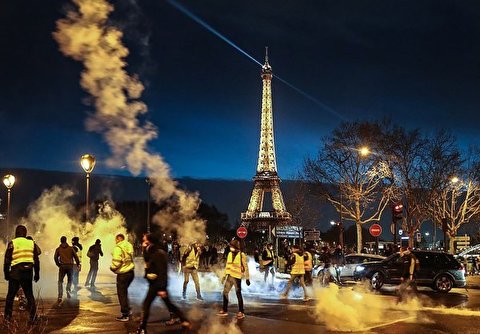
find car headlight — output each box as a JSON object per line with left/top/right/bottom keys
{"left": 355, "top": 265, "right": 365, "bottom": 272}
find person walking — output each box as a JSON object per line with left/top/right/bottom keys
{"left": 85, "top": 239, "right": 103, "bottom": 289}
{"left": 281, "top": 245, "right": 309, "bottom": 301}
{"left": 136, "top": 233, "right": 191, "bottom": 334}
{"left": 54, "top": 236, "right": 80, "bottom": 303}
{"left": 398, "top": 246, "right": 419, "bottom": 301}
{"left": 319, "top": 246, "right": 332, "bottom": 286}
{"left": 71, "top": 236, "right": 83, "bottom": 294}
{"left": 262, "top": 243, "right": 276, "bottom": 286}
{"left": 217, "top": 239, "right": 250, "bottom": 319}
{"left": 181, "top": 242, "right": 203, "bottom": 300}
{"left": 304, "top": 248, "right": 313, "bottom": 286}
{"left": 332, "top": 244, "right": 345, "bottom": 285}
{"left": 110, "top": 233, "right": 135, "bottom": 321}
{"left": 4, "top": 225, "right": 41, "bottom": 324}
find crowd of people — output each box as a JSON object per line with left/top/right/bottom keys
{"left": 3, "top": 225, "right": 422, "bottom": 333}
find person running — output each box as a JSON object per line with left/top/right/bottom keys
{"left": 262, "top": 243, "right": 276, "bottom": 286}
{"left": 217, "top": 239, "right": 250, "bottom": 319}
{"left": 281, "top": 245, "right": 309, "bottom": 301}
{"left": 4, "top": 225, "right": 41, "bottom": 325}
{"left": 181, "top": 241, "right": 203, "bottom": 300}
{"left": 54, "top": 236, "right": 80, "bottom": 303}
{"left": 85, "top": 239, "right": 103, "bottom": 289}
{"left": 110, "top": 233, "right": 135, "bottom": 322}
{"left": 136, "top": 233, "right": 191, "bottom": 334}
{"left": 71, "top": 237, "right": 83, "bottom": 294}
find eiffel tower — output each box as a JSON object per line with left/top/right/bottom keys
{"left": 241, "top": 49, "right": 292, "bottom": 230}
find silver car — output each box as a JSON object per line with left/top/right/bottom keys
{"left": 313, "top": 253, "right": 385, "bottom": 281}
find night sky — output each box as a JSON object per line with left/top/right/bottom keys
{"left": 1, "top": 0, "right": 480, "bottom": 179}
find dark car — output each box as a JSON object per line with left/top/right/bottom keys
{"left": 354, "top": 250, "right": 466, "bottom": 293}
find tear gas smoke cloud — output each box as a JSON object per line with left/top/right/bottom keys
{"left": 311, "top": 284, "right": 424, "bottom": 331}
{"left": 53, "top": 0, "right": 206, "bottom": 245}
{"left": 9, "top": 186, "right": 128, "bottom": 298}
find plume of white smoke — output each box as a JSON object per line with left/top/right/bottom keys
{"left": 53, "top": 0, "right": 206, "bottom": 245}
{"left": 188, "top": 306, "right": 243, "bottom": 334}
{"left": 13, "top": 186, "right": 128, "bottom": 298}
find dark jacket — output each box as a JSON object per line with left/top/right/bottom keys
{"left": 87, "top": 244, "right": 104, "bottom": 261}
{"left": 54, "top": 243, "right": 80, "bottom": 266}
{"left": 144, "top": 245, "right": 168, "bottom": 291}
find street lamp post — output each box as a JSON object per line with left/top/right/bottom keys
{"left": 330, "top": 220, "right": 344, "bottom": 246}
{"left": 145, "top": 177, "right": 152, "bottom": 233}
{"left": 425, "top": 232, "right": 430, "bottom": 249}
{"left": 3, "top": 174, "right": 15, "bottom": 242}
{"left": 80, "top": 154, "right": 96, "bottom": 222}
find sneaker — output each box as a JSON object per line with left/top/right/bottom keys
{"left": 236, "top": 312, "right": 245, "bottom": 319}
{"left": 85, "top": 283, "right": 90, "bottom": 287}
{"left": 181, "top": 321, "right": 192, "bottom": 330}
{"left": 182, "top": 294, "right": 186, "bottom": 300}
{"left": 165, "top": 318, "right": 180, "bottom": 326}
{"left": 216, "top": 310, "right": 228, "bottom": 317}
{"left": 66, "top": 291, "right": 71, "bottom": 299}
{"left": 135, "top": 327, "right": 146, "bottom": 334}
{"left": 196, "top": 295, "right": 204, "bottom": 301}
{"left": 280, "top": 293, "right": 287, "bottom": 299}
{"left": 303, "top": 297, "right": 311, "bottom": 302}
{"left": 56, "top": 298, "right": 63, "bottom": 304}
{"left": 116, "top": 315, "right": 129, "bottom": 322}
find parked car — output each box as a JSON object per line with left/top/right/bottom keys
{"left": 354, "top": 250, "right": 466, "bottom": 293}
{"left": 313, "top": 253, "right": 385, "bottom": 281}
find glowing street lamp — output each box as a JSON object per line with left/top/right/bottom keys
{"left": 359, "top": 146, "right": 371, "bottom": 157}
{"left": 451, "top": 176, "right": 459, "bottom": 184}
{"left": 3, "top": 174, "right": 15, "bottom": 242}
{"left": 80, "top": 154, "right": 96, "bottom": 222}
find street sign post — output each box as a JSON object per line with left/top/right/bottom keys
{"left": 236, "top": 226, "right": 248, "bottom": 239}
{"left": 369, "top": 224, "right": 382, "bottom": 237}
{"left": 272, "top": 226, "right": 303, "bottom": 239}
{"left": 304, "top": 229, "right": 321, "bottom": 241}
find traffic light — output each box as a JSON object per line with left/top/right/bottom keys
{"left": 392, "top": 202, "right": 403, "bottom": 221}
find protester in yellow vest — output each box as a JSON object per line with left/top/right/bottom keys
{"left": 181, "top": 241, "right": 203, "bottom": 300}
{"left": 281, "top": 244, "right": 309, "bottom": 301}
{"left": 110, "top": 233, "right": 135, "bottom": 322}
{"left": 4, "top": 225, "right": 41, "bottom": 324}
{"left": 217, "top": 239, "right": 250, "bottom": 319}
{"left": 262, "top": 243, "right": 276, "bottom": 286}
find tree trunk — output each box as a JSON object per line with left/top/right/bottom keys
{"left": 356, "top": 222, "right": 363, "bottom": 253}
{"left": 408, "top": 233, "right": 414, "bottom": 248}
{"left": 449, "top": 236, "right": 455, "bottom": 254}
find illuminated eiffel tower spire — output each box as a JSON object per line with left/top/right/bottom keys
{"left": 241, "top": 48, "right": 292, "bottom": 228}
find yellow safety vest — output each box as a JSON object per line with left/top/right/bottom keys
{"left": 304, "top": 251, "right": 312, "bottom": 271}
{"left": 291, "top": 253, "right": 305, "bottom": 275}
{"left": 185, "top": 248, "right": 199, "bottom": 269}
{"left": 11, "top": 238, "right": 34, "bottom": 266}
{"left": 226, "top": 252, "right": 245, "bottom": 279}
{"left": 110, "top": 240, "right": 135, "bottom": 274}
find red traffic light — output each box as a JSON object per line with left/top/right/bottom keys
{"left": 393, "top": 203, "right": 403, "bottom": 213}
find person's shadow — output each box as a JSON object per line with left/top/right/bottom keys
{"left": 87, "top": 288, "right": 112, "bottom": 304}
{"left": 43, "top": 298, "right": 80, "bottom": 333}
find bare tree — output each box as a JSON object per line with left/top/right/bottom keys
{"left": 303, "top": 121, "right": 395, "bottom": 252}
{"left": 382, "top": 125, "right": 429, "bottom": 247}
{"left": 428, "top": 145, "right": 480, "bottom": 252}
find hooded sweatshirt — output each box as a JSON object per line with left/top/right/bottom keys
{"left": 54, "top": 242, "right": 80, "bottom": 266}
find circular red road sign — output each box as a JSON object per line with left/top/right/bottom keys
{"left": 236, "top": 226, "right": 248, "bottom": 239}
{"left": 369, "top": 224, "right": 382, "bottom": 237}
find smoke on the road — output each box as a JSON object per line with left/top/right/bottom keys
{"left": 53, "top": 0, "right": 206, "bottom": 245}
{"left": 311, "top": 283, "right": 423, "bottom": 331}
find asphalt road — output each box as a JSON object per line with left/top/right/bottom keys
{"left": 2, "top": 274, "right": 480, "bottom": 334}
